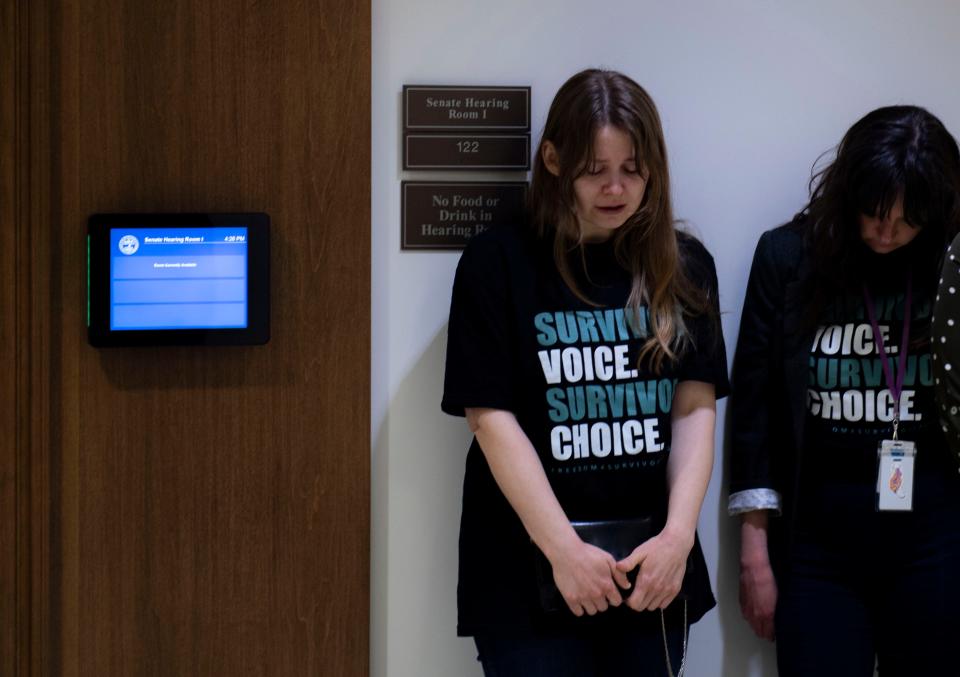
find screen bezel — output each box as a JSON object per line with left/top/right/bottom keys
{"left": 88, "top": 213, "right": 270, "bottom": 347}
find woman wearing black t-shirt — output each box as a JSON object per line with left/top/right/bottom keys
{"left": 442, "top": 69, "right": 728, "bottom": 676}
{"left": 730, "top": 106, "right": 960, "bottom": 675}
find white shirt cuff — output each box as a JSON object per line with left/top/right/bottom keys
{"left": 728, "top": 488, "right": 782, "bottom": 516}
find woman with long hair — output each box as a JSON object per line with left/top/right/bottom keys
{"left": 442, "top": 69, "right": 728, "bottom": 676}
{"left": 730, "top": 106, "right": 960, "bottom": 675}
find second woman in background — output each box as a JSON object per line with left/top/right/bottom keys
{"left": 730, "top": 106, "right": 960, "bottom": 676}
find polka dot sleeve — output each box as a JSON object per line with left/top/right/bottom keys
{"left": 933, "top": 232, "right": 960, "bottom": 465}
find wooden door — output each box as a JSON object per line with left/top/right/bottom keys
{"left": 2, "top": 1, "right": 370, "bottom": 675}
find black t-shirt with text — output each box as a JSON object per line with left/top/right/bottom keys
{"left": 803, "top": 238, "right": 960, "bottom": 524}
{"left": 442, "top": 224, "right": 729, "bottom": 636}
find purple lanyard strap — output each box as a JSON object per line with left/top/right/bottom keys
{"left": 862, "top": 273, "right": 913, "bottom": 438}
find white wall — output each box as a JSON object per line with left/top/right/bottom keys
{"left": 371, "top": 2, "right": 960, "bottom": 675}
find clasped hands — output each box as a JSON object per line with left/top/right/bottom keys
{"left": 550, "top": 529, "right": 691, "bottom": 617}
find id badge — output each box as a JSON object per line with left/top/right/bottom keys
{"left": 876, "top": 439, "right": 917, "bottom": 512}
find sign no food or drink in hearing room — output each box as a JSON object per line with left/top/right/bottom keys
{"left": 401, "top": 181, "right": 527, "bottom": 250}
{"left": 403, "top": 86, "right": 531, "bottom": 131}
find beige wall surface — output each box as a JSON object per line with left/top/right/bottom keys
{"left": 371, "top": 2, "right": 960, "bottom": 676}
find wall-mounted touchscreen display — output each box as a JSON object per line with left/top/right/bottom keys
{"left": 89, "top": 214, "right": 269, "bottom": 346}
{"left": 109, "top": 227, "right": 249, "bottom": 330}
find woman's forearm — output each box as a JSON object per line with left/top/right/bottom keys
{"left": 465, "top": 407, "right": 579, "bottom": 560}
{"left": 664, "top": 381, "right": 717, "bottom": 545}
{"left": 740, "top": 510, "right": 772, "bottom": 565}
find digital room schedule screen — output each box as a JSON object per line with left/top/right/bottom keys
{"left": 110, "top": 227, "right": 248, "bottom": 330}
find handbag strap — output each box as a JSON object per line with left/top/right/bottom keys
{"left": 660, "top": 600, "right": 688, "bottom": 677}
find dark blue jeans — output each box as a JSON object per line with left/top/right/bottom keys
{"left": 474, "top": 621, "right": 684, "bottom": 677}
{"left": 777, "top": 477, "right": 960, "bottom": 676}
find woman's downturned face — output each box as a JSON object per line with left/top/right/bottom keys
{"left": 859, "top": 196, "right": 921, "bottom": 254}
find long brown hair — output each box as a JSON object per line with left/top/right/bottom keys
{"left": 529, "top": 68, "right": 712, "bottom": 371}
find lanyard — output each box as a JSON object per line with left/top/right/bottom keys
{"left": 862, "top": 273, "right": 913, "bottom": 439}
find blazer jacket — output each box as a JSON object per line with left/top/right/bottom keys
{"left": 729, "top": 220, "right": 815, "bottom": 565}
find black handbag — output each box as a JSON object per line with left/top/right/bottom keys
{"left": 535, "top": 516, "right": 695, "bottom": 611}
{"left": 532, "top": 516, "right": 692, "bottom": 676}
{"left": 534, "top": 516, "right": 657, "bottom": 612}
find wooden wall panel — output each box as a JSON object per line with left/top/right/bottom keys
{"left": 9, "top": 0, "right": 371, "bottom": 675}
{"left": 1, "top": 2, "right": 19, "bottom": 675}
